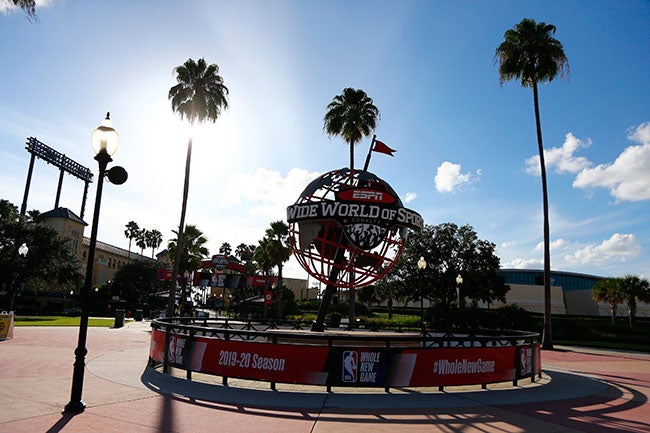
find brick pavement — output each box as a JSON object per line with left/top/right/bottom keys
{"left": 0, "top": 321, "right": 648, "bottom": 433}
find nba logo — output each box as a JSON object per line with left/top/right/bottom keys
{"left": 342, "top": 351, "right": 358, "bottom": 383}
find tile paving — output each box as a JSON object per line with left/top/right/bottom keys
{"left": 1, "top": 321, "right": 648, "bottom": 432}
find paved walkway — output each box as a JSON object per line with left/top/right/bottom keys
{"left": 1, "top": 321, "right": 648, "bottom": 432}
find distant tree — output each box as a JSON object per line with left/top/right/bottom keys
{"left": 124, "top": 221, "right": 140, "bottom": 261}
{"left": 26, "top": 209, "right": 41, "bottom": 222}
{"left": 619, "top": 275, "right": 650, "bottom": 328}
{"left": 374, "top": 275, "right": 404, "bottom": 320}
{"left": 324, "top": 87, "right": 379, "bottom": 170}
{"left": 167, "top": 57, "right": 229, "bottom": 317}
{"left": 145, "top": 229, "right": 163, "bottom": 259}
{"left": 111, "top": 261, "right": 162, "bottom": 311}
{"left": 219, "top": 242, "right": 232, "bottom": 256}
{"left": 389, "top": 223, "right": 508, "bottom": 322}
{"left": 0, "top": 199, "right": 19, "bottom": 220}
{"left": 167, "top": 224, "right": 209, "bottom": 309}
{"left": 358, "top": 284, "right": 380, "bottom": 314}
{"left": 135, "top": 229, "right": 147, "bottom": 257}
{"left": 235, "top": 243, "right": 257, "bottom": 274}
{"left": 495, "top": 18, "right": 569, "bottom": 350}
{"left": 252, "top": 238, "right": 273, "bottom": 278}
{"left": 0, "top": 209, "right": 83, "bottom": 311}
{"left": 167, "top": 225, "right": 209, "bottom": 276}
{"left": 592, "top": 278, "right": 625, "bottom": 324}
{"left": 263, "top": 221, "right": 291, "bottom": 319}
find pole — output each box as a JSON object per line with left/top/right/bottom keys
{"left": 80, "top": 179, "right": 90, "bottom": 220}
{"left": 362, "top": 135, "right": 377, "bottom": 172}
{"left": 420, "top": 269, "right": 425, "bottom": 335}
{"left": 168, "top": 135, "right": 193, "bottom": 318}
{"left": 54, "top": 168, "right": 64, "bottom": 209}
{"left": 64, "top": 150, "right": 111, "bottom": 413}
{"left": 20, "top": 153, "right": 36, "bottom": 216}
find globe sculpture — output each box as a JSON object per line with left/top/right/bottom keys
{"left": 287, "top": 168, "right": 423, "bottom": 289}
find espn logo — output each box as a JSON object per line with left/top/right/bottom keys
{"left": 352, "top": 190, "right": 384, "bottom": 201}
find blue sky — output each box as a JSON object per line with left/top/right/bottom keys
{"left": 1, "top": 1, "right": 648, "bottom": 280}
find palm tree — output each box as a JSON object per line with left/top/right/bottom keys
{"left": 593, "top": 278, "right": 625, "bottom": 324}
{"left": 260, "top": 221, "right": 292, "bottom": 319}
{"left": 167, "top": 57, "right": 229, "bottom": 317}
{"left": 219, "top": 242, "right": 232, "bottom": 256}
{"left": 135, "top": 229, "right": 147, "bottom": 257}
{"left": 146, "top": 229, "right": 163, "bottom": 259}
{"left": 167, "top": 224, "right": 210, "bottom": 310}
{"left": 236, "top": 243, "right": 257, "bottom": 275}
{"left": 495, "top": 18, "right": 569, "bottom": 350}
{"left": 324, "top": 87, "right": 379, "bottom": 170}
{"left": 619, "top": 275, "right": 650, "bottom": 328}
{"left": 124, "top": 221, "right": 140, "bottom": 261}
{"left": 252, "top": 238, "right": 273, "bottom": 278}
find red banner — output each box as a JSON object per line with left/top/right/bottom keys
{"left": 150, "top": 329, "right": 538, "bottom": 388}
{"left": 200, "top": 339, "right": 330, "bottom": 384}
{"left": 391, "top": 346, "right": 516, "bottom": 387}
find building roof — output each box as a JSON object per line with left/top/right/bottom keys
{"left": 40, "top": 207, "right": 87, "bottom": 226}
{"left": 499, "top": 268, "right": 604, "bottom": 292}
{"left": 82, "top": 237, "right": 156, "bottom": 262}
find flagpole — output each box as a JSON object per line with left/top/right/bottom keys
{"left": 362, "top": 135, "right": 376, "bottom": 172}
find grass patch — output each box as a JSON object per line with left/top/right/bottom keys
{"left": 15, "top": 316, "right": 117, "bottom": 327}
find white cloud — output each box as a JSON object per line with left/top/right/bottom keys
{"left": 564, "top": 233, "right": 641, "bottom": 265}
{"left": 434, "top": 161, "right": 478, "bottom": 193}
{"left": 214, "top": 168, "right": 321, "bottom": 218}
{"left": 533, "top": 238, "right": 568, "bottom": 252}
{"left": 526, "top": 132, "right": 592, "bottom": 176}
{"left": 403, "top": 192, "right": 416, "bottom": 203}
{"left": 502, "top": 258, "right": 543, "bottom": 269}
{"left": 573, "top": 122, "right": 650, "bottom": 202}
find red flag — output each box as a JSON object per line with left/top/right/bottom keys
{"left": 373, "top": 140, "right": 396, "bottom": 156}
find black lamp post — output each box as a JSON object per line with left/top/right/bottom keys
{"left": 417, "top": 256, "right": 427, "bottom": 335}
{"left": 12, "top": 243, "right": 29, "bottom": 311}
{"left": 64, "top": 113, "right": 127, "bottom": 414}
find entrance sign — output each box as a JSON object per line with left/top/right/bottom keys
{"left": 287, "top": 168, "right": 423, "bottom": 289}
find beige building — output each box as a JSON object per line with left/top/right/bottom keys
{"left": 496, "top": 269, "right": 649, "bottom": 318}
{"left": 41, "top": 207, "right": 155, "bottom": 288}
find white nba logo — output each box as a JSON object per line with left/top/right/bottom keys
{"left": 342, "top": 351, "right": 358, "bottom": 382}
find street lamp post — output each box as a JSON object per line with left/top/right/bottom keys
{"left": 65, "top": 113, "right": 127, "bottom": 414}
{"left": 12, "top": 243, "right": 29, "bottom": 311}
{"left": 456, "top": 274, "right": 463, "bottom": 308}
{"left": 417, "top": 256, "right": 427, "bottom": 335}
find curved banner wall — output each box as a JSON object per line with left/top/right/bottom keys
{"left": 150, "top": 329, "right": 541, "bottom": 387}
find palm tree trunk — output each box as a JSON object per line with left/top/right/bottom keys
{"left": 629, "top": 299, "right": 636, "bottom": 328}
{"left": 533, "top": 82, "right": 553, "bottom": 350}
{"left": 167, "top": 135, "right": 193, "bottom": 317}
{"left": 349, "top": 140, "right": 354, "bottom": 170}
